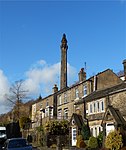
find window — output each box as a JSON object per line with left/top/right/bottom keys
{"left": 95, "top": 127, "right": 97, "bottom": 137}
{"left": 59, "top": 95, "right": 62, "bottom": 105}
{"left": 58, "top": 109, "right": 62, "bottom": 119}
{"left": 88, "top": 99, "right": 105, "bottom": 115}
{"left": 99, "top": 127, "right": 101, "bottom": 133}
{"left": 101, "top": 100, "right": 104, "bottom": 111}
{"left": 97, "top": 101, "right": 100, "bottom": 112}
{"left": 94, "top": 102, "right": 96, "bottom": 112}
{"left": 90, "top": 128, "right": 93, "bottom": 136}
{"left": 49, "top": 107, "right": 53, "bottom": 118}
{"left": 45, "top": 108, "right": 49, "bottom": 117}
{"left": 83, "top": 84, "right": 87, "bottom": 97}
{"left": 64, "top": 93, "right": 67, "bottom": 103}
{"left": 75, "top": 88, "right": 79, "bottom": 99}
{"left": 90, "top": 126, "right": 103, "bottom": 137}
{"left": 64, "top": 108, "right": 68, "bottom": 119}
{"left": 72, "top": 128, "right": 76, "bottom": 141}
{"left": 90, "top": 103, "right": 93, "bottom": 113}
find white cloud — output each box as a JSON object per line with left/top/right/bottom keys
{"left": 0, "top": 70, "right": 11, "bottom": 114}
{"left": 0, "top": 60, "right": 77, "bottom": 114}
{"left": 24, "top": 60, "right": 77, "bottom": 97}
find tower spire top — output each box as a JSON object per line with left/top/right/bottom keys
{"left": 61, "top": 33, "right": 68, "bottom": 49}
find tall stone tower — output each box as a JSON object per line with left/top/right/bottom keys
{"left": 60, "top": 34, "right": 68, "bottom": 90}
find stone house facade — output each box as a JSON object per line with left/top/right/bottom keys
{"left": 76, "top": 81, "right": 126, "bottom": 137}
{"left": 56, "top": 69, "right": 122, "bottom": 121}
{"left": 31, "top": 34, "right": 125, "bottom": 146}
{"left": 75, "top": 60, "right": 126, "bottom": 138}
{"left": 31, "top": 68, "right": 122, "bottom": 129}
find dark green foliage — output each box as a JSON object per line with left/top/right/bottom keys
{"left": 81, "top": 123, "right": 91, "bottom": 140}
{"left": 88, "top": 136, "right": 98, "bottom": 149}
{"left": 36, "top": 125, "right": 44, "bottom": 133}
{"left": 97, "top": 131, "right": 103, "bottom": 148}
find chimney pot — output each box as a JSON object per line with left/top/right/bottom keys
{"left": 53, "top": 84, "right": 58, "bottom": 93}
{"left": 78, "top": 68, "right": 86, "bottom": 82}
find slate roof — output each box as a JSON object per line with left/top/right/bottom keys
{"left": 76, "top": 82, "right": 126, "bottom": 104}
{"left": 102, "top": 105, "right": 126, "bottom": 126}
{"left": 70, "top": 113, "right": 84, "bottom": 128}
{"left": 117, "top": 70, "right": 124, "bottom": 77}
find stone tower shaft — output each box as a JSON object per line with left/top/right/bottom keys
{"left": 60, "top": 34, "right": 68, "bottom": 90}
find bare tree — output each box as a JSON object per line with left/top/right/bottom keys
{"left": 6, "top": 79, "right": 29, "bottom": 121}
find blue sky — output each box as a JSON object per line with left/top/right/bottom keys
{"left": 0, "top": 0, "right": 126, "bottom": 114}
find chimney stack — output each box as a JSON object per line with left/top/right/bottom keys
{"left": 60, "top": 34, "right": 68, "bottom": 90}
{"left": 53, "top": 84, "right": 58, "bottom": 93}
{"left": 78, "top": 68, "right": 86, "bottom": 82}
{"left": 123, "top": 59, "right": 126, "bottom": 80}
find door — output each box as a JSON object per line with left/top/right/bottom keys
{"left": 72, "top": 127, "right": 77, "bottom": 146}
{"left": 106, "top": 123, "right": 115, "bottom": 136}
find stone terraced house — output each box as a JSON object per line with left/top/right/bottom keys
{"left": 31, "top": 34, "right": 125, "bottom": 146}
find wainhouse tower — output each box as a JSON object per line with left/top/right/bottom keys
{"left": 60, "top": 34, "right": 68, "bottom": 90}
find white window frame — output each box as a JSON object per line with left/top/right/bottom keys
{"left": 57, "top": 109, "right": 62, "bottom": 119}
{"left": 64, "top": 108, "right": 68, "bottom": 119}
{"left": 83, "top": 84, "right": 87, "bottom": 97}
{"left": 45, "top": 106, "right": 49, "bottom": 117}
{"left": 75, "top": 88, "right": 79, "bottom": 99}
{"left": 90, "top": 125, "right": 103, "bottom": 137}
{"left": 88, "top": 99, "right": 105, "bottom": 115}
{"left": 101, "top": 100, "right": 104, "bottom": 112}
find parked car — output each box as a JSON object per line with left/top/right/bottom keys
{"left": 2, "top": 138, "right": 32, "bottom": 150}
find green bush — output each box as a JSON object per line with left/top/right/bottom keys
{"left": 105, "top": 130, "right": 123, "bottom": 150}
{"left": 45, "top": 120, "right": 69, "bottom": 135}
{"left": 81, "top": 123, "right": 91, "bottom": 140}
{"left": 97, "top": 131, "right": 103, "bottom": 148}
{"left": 88, "top": 136, "right": 98, "bottom": 149}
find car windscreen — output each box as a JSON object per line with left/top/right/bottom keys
{"left": 8, "top": 139, "right": 27, "bottom": 148}
{"left": 0, "top": 130, "right": 6, "bottom": 135}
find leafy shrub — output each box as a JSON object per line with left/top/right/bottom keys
{"left": 45, "top": 120, "right": 69, "bottom": 135}
{"left": 105, "top": 130, "right": 123, "bottom": 150}
{"left": 81, "top": 123, "right": 91, "bottom": 140}
{"left": 97, "top": 131, "right": 103, "bottom": 148}
{"left": 19, "top": 117, "right": 31, "bottom": 129}
{"left": 88, "top": 136, "right": 98, "bottom": 149}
